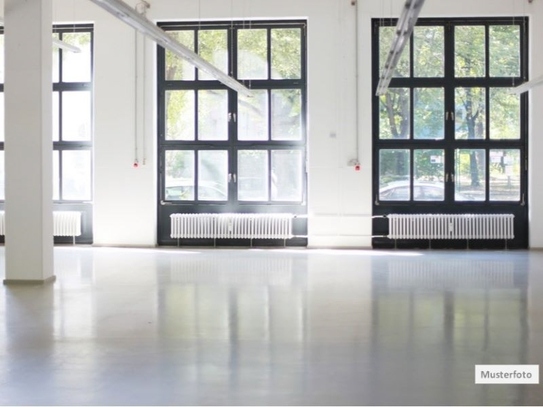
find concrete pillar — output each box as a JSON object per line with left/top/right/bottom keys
{"left": 3, "top": 0, "right": 54, "bottom": 284}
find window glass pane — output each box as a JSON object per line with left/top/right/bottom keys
{"left": 490, "top": 88, "right": 520, "bottom": 140}
{"left": 62, "top": 91, "right": 92, "bottom": 141}
{"left": 166, "top": 30, "right": 195, "bottom": 80}
{"left": 198, "top": 150, "right": 228, "bottom": 201}
{"left": 414, "top": 26, "right": 444, "bottom": 77}
{"left": 165, "top": 150, "right": 195, "bottom": 201}
{"left": 455, "top": 87, "right": 486, "bottom": 140}
{"left": 62, "top": 32, "right": 92, "bottom": 83}
{"left": 379, "top": 150, "right": 410, "bottom": 201}
{"left": 379, "top": 88, "right": 410, "bottom": 139}
{"left": 52, "top": 92, "right": 59, "bottom": 141}
{"left": 272, "top": 150, "right": 303, "bottom": 201}
{"left": 53, "top": 151, "right": 60, "bottom": 200}
{"left": 238, "top": 89, "right": 268, "bottom": 141}
{"left": 0, "top": 151, "right": 4, "bottom": 200}
{"left": 271, "top": 28, "right": 301, "bottom": 79}
{"left": 62, "top": 150, "right": 91, "bottom": 200}
{"left": 490, "top": 26, "right": 520, "bottom": 77}
{"left": 490, "top": 149, "right": 520, "bottom": 201}
{"left": 0, "top": 93, "right": 4, "bottom": 142}
{"left": 198, "top": 90, "right": 228, "bottom": 141}
{"left": 0, "top": 34, "right": 4, "bottom": 83}
{"left": 414, "top": 150, "right": 444, "bottom": 201}
{"left": 414, "top": 88, "right": 444, "bottom": 139}
{"left": 238, "top": 150, "right": 269, "bottom": 201}
{"left": 166, "top": 90, "right": 195, "bottom": 141}
{"left": 455, "top": 149, "right": 486, "bottom": 201}
{"left": 455, "top": 26, "right": 485, "bottom": 77}
{"left": 238, "top": 29, "right": 267, "bottom": 80}
{"left": 198, "top": 30, "right": 227, "bottom": 80}
{"left": 52, "top": 33, "right": 60, "bottom": 83}
{"left": 271, "top": 89, "right": 302, "bottom": 141}
{"left": 380, "top": 26, "right": 410, "bottom": 78}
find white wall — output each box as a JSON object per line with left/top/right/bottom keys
{"left": 526, "top": 2, "right": 543, "bottom": 248}
{"left": 48, "top": 0, "right": 543, "bottom": 248}
{"left": 53, "top": 0, "right": 157, "bottom": 246}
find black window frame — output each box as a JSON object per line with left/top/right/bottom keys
{"left": 52, "top": 24, "right": 94, "bottom": 204}
{"left": 0, "top": 23, "right": 94, "bottom": 244}
{"left": 156, "top": 20, "right": 308, "bottom": 246}
{"left": 372, "top": 17, "right": 529, "bottom": 249}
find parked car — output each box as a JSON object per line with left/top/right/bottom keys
{"left": 165, "top": 179, "right": 227, "bottom": 201}
{"left": 379, "top": 181, "right": 473, "bottom": 201}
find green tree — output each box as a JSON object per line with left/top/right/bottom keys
{"left": 455, "top": 26, "right": 485, "bottom": 187}
{"left": 165, "top": 30, "right": 195, "bottom": 80}
{"left": 378, "top": 23, "right": 522, "bottom": 194}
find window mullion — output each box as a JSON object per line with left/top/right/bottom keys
{"left": 268, "top": 149, "right": 272, "bottom": 202}
{"left": 267, "top": 28, "right": 272, "bottom": 81}
{"left": 230, "top": 27, "right": 237, "bottom": 145}
{"left": 58, "top": 151, "right": 63, "bottom": 201}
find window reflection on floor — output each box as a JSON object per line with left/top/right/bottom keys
{"left": 1, "top": 248, "right": 538, "bottom": 405}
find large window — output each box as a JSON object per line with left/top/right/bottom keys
{"left": 157, "top": 21, "right": 307, "bottom": 246}
{"left": 0, "top": 24, "right": 94, "bottom": 243}
{"left": 372, "top": 18, "right": 528, "bottom": 249}
{"left": 52, "top": 25, "right": 93, "bottom": 203}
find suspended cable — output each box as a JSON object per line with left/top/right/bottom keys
{"left": 133, "top": 0, "right": 149, "bottom": 168}
{"left": 134, "top": 17, "right": 139, "bottom": 168}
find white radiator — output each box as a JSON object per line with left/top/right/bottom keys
{"left": 0, "top": 211, "right": 81, "bottom": 237}
{"left": 53, "top": 211, "right": 82, "bottom": 237}
{"left": 388, "top": 214, "right": 514, "bottom": 240}
{"left": 170, "top": 213, "right": 294, "bottom": 239}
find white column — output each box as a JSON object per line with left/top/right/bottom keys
{"left": 3, "top": 0, "right": 54, "bottom": 284}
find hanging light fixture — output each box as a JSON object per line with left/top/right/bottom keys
{"left": 375, "top": 0, "right": 426, "bottom": 96}
{"left": 511, "top": 75, "right": 543, "bottom": 94}
{"left": 52, "top": 37, "right": 82, "bottom": 53}
{"left": 0, "top": 17, "right": 82, "bottom": 53}
{"left": 87, "top": 0, "right": 253, "bottom": 97}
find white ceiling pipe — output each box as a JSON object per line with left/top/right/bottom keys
{"left": 375, "top": 0, "right": 426, "bottom": 96}
{"left": 511, "top": 75, "right": 543, "bottom": 95}
{"left": 0, "top": 17, "right": 82, "bottom": 53}
{"left": 52, "top": 37, "right": 82, "bottom": 53}
{"left": 87, "top": 0, "right": 253, "bottom": 97}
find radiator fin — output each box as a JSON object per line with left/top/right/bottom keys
{"left": 388, "top": 214, "right": 514, "bottom": 240}
{"left": 53, "top": 211, "right": 82, "bottom": 237}
{"left": 170, "top": 213, "right": 294, "bottom": 239}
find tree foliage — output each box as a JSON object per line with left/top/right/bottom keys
{"left": 378, "top": 23, "right": 522, "bottom": 196}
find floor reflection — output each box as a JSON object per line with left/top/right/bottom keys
{"left": 370, "top": 253, "right": 530, "bottom": 406}
{"left": 0, "top": 248, "right": 540, "bottom": 405}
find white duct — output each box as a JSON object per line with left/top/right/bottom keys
{"left": 87, "top": 0, "right": 253, "bottom": 97}
{"left": 52, "top": 37, "right": 82, "bottom": 53}
{"left": 376, "top": 0, "right": 426, "bottom": 96}
{"left": 511, "top": 74, "right": 543, "bottom": 94}
{"left": 0, "top": 17, "right": 81, "bottom": 53}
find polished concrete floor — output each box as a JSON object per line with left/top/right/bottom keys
{"left": 0, "top": 247, "right": 542, "bottom": 406}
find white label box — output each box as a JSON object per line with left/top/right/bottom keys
{"left": 475, "top": 365, "right": 539, "bottom": 384}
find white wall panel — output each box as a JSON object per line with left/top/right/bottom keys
{"left": 43, "top": 0, "right": 542, "bottom": 248}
